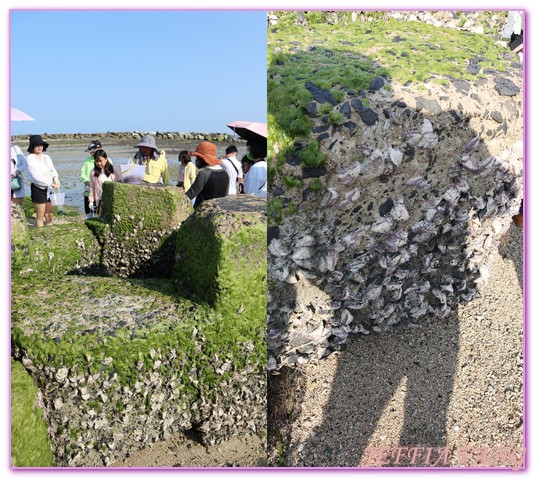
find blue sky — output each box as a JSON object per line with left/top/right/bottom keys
{"left": 10, "top": 10, "right": 267, "bottom": 135}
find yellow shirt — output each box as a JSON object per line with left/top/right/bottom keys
{"left": 184, "top": 161, "right": 197, "bottom": 192}
{"left": 140, "top": 151, "right": 170, "bottom": 185}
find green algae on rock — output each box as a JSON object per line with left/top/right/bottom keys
{"left": 11, "top": 204, "right": 30, "bottom": 274}
{"left": 91, "top": 182, "right": 193, "bottom": 277}
{"left": 174, "top": 195, "right": 267, "bottom": 323}
{"left": 11, "top": 359, "right": 54, "bottom": 467}
{"left": 11, "top": 206, "right": 99, "bottom": 277}
{"left": 12, "top": 194, "right": 267, "bottom": 466}
{"left": 12, "top": 272, "right": 266, "bottom": 466}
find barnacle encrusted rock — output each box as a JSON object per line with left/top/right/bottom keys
{"left": 12, "top": 195, "right": 267, "bottom": 466}
{"left": 86, "top": 182, "right": 193, "bottom": 277}
{"left": 12, "top": 276, "right": 264, "bottom": 465}
{"left": 11, "top": 203, "right": 99, "bottom": 277}
{"left": 267, "top": 14, "right": 523, "bottom": 370}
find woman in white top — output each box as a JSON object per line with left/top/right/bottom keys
{"left": 11, "top": 144, "right": 27, "bottom": 206}
{"left": 243, "top": 142, "right": 267, "bottom": 197}
{"left": 25, "top": 135, "right": 60, "bottom": 227}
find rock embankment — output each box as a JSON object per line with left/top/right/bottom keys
{"left": 268, "top": 10, "right": 512, "bottom": 39}
{"left": 11, "top": 131, "right": 245, "bottom": 147}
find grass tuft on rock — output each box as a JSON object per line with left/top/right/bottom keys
{"left": 11, "top": 359, "right": 54, "bottom": 467}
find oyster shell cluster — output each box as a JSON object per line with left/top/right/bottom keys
{"left": 268, "top": 73, "right": 523, "bottom": 371}
{"left": 99, "top": 222, "right": 178, "bottom": 278}
{"left": 15, "top": 342, "right": 265, "bottom": 466}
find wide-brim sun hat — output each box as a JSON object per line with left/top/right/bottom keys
{"left": 135, "top": 135, "right": 158, "bottom": 150}
{"left": 27, "top": 134, "right": 49, "bottom": 152}
{"left": 189, "top": 141, "right": 221, "bottom": 166}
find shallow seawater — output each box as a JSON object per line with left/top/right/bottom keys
{"left": 16, "top": 142, "right": 246, "bottom": 212}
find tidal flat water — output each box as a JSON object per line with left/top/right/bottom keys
{"left": 17, "top": 141, "right": 246, "bottom": 213}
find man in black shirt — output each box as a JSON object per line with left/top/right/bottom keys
{"left": 187, "top": 141, "right": 229, "bottom": 209}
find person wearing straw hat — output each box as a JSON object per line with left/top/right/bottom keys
{"left": 186, "top": 141, "right": 229, "bottom": 209}
{"left": 129, "top": 134, "right": 170, "bottom": 185}
{"left": 25, "top": 135, "right": 60, "bottom": 227}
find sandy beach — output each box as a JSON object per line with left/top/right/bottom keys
{"left": 268, "top": 224, "right": 523, "bottom": 468}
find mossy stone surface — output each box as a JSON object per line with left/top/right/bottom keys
{"left": 12, "top": 272, "right": 266, "bottom": 465}
{"left": 173, "top": 195, "right": 267, "bottom": 323}
{"left": 92, "top": 182, "right": 193, "bottom": 277}
{"left": 11, "top": 190, "right": 266, "bottom": 466}
{"left": 101, "top": 182, "right": 192, "bottom": 237}
{"left": 12, "top": 222, "right": 99, "bottom": 277}
{"left": 11, "top": 359, "right": 54, "bottom": 467}
{"left": 11, "top": 204, "right": 30, "bottom": 274}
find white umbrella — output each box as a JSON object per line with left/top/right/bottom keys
{"left": 11, "top": 107, "right": 35, "bottom": 121}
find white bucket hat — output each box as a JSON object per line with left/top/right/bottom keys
{"left": 135, "top": 135, "right": 158, "bottom": 150}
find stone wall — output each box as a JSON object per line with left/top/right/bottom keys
{"left": 11, "top": 131, "right": 245, "bottom": 147}
{"left": 267, "top": 14, "right": 523, "bottom": 370}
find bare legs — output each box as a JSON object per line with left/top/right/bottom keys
{"left": 34, "top": 202, "right": 54, "bottom": 227}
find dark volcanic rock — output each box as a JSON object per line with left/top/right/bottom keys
{"left": 451, "top": 79, "right": 471, "bottom": 93}
{"left": 351, "top": 98, "right": 365, "bottom": 113}
{"left": 467, "top": 59, "right": 481, "bottom": 75}
{"left": 305, "top": 101, "right": 318, "bottom": 117}
{"left": 305, "top": 81, "right": 337, "bottom": 105}
{"left": 370, "top": 77, "right": 385, "bottom": 92}
{"left": 340, "top": 102, "right": 352, "bottom": 118}
{"left": 494, "top": 77, "right": 520, "bottom": 96}
{"left": 286, "top": 151, "right": 302, "bottom": 166}
{"left": 302, "top": 167, "right": 327, "bottom": 178}
{"left": 359, "top": 108, "right": 379, "bottom": 126}
{"left": 343, "top": 121, "right": 358, "bottom": 132}
{"left": 379, "top": 198, "right": 394, "bottom": 216}
{"left": 267, "top": 226, "right": 279, "bottom": 245}
{"left": 313, "top": 124, "right": 329, "bottom": 134}
{"left": 404, "top": 144, "right": 416, "bottom": 158}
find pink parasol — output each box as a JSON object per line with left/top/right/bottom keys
{"left": 226, "top": 120, "right": 267, "bottom": 143}
{"left": 11, "top": 107, "right": 35, "bottom": 121}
